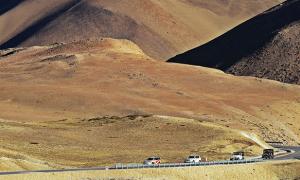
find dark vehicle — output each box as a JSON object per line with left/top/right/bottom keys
{"left": 262, "top": 149, "right": 274, "bottom": 159}
{"left": 230, "top": 151, "right": 245, "bottom": 161}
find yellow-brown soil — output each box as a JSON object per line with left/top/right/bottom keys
{"left": 0, "top": 115, "right": 265, "bottom": 171}
{"left": 0, "top": 0, "right": 283, "bottom": 59}
{"left": 0, "top": 38, "right": 299, "bottom": 170}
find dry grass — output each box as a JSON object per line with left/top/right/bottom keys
{"left": 0, "top": 39, "right": 299, "bottom": 171}
{"left": 0, "top": 115, "right": 264, "bottom": 171}
{"left": 0, "top": 39, "right": 299, "bottom": 143}
{"left": 1, "top": 160, "right": 300, "bottom": 180}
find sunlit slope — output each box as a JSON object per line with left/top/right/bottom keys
{"left": 0, "top": 0, "right": 283, "bottom": 59}
{"left": 0, "top": 115, "right": 266, "bottom": 170}
{"left": 0, "top": 38, "right": 299, "bottom": 145}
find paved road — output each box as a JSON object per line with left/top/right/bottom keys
{"left": 274, "top": 145, "right": 300, "bottom": 160}
{"left": 0, "top": 146, "right": 298, "bottom": 176}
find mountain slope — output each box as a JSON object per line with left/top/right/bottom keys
{"left": 0, "top": 0, "right": 24, "bottom": 15}
{"left": 0, "top": 38, "right": 299, "bottom": 169}
{"left": 227, "top": 20, "right": 300, "bottom": 84}
{"left": 0, "top": 0, "right": 283, "bottom": 59}
{"left": 168, "top": 0, "right": 300, "bottom": 84}
{"left": 0, "top": 38, "right": 300, "bottom": 144}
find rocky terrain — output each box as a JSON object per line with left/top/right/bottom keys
{"left": 169, "top": 0, "right": 300, "bottom": 84}
{"left": 227, "top": 20, "right": 300, "bottom": 84}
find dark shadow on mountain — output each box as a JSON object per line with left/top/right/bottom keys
{"left": 168, "top": 0, "right": 300, "bottom": 71}
{"left": 0, "top": 0, "right": 25, "bottom": 15}
{"left": 0, "top": 0, "right": 81, "bottom": 49}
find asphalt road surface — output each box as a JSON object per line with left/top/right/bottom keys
{"left": 0, "top": 146, "right": 298, "bottom": 176}
{"left": 274, "top": 146, "right": 300, "bottom": 160}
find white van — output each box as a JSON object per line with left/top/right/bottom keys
{"left": 185, "top": 155, "right": 201, "bottom": 163}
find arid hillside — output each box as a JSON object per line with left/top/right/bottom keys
{"left": 0, "top": 0, "right": 283, "bottom": 59}
{"left": 227, "top": 20, "right": 300, "bottom": 84}
{"left": 0, "top": 38, "right": 299, "bottom": 169}
{"left": 169, "top": 0, "right": 300, "bottom": 84}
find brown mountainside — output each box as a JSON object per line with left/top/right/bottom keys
{"left": 0, "top": 0, "right": 283, "bottom": 59}
{"left": 169, "top": 0, "right": 300, "bottom": 84}
{"left": 0, "top": 38, "right": 299, "bottom": 145}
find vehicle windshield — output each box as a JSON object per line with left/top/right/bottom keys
{"left": 264, "top": 149, "right": 273, "bottom": 153}
{"left": 189, "top": 156, "right": 199, "bottom": 158}
{"left": 148, "top": 157, "right": 160, "bottom": 160}
{"left": 233, "top": 152, "right": 242, "bottom": 155}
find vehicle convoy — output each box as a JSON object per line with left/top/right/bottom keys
{"left": 142, "top": 149, "right": 275, "bottom": 166}
{"left": 262, "top": 149, "right": 274, "bottom": 159}
{"left": 230, "top": 151, "right": 245, "bottom": 160}
{"left": 185, "top": 154, "right": 201, "bottom": 163}
{"left": 144, "top": 156, "right": 161, "bottom": 165}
